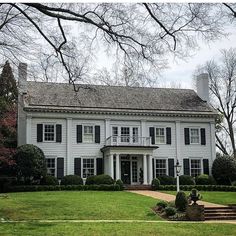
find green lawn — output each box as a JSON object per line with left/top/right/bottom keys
{"left": 162, "top": 191, "right": 236, "bottom": 205}
{"left": 0, "top": 191, "right": 160, "bottom": 221}
{"left": 0, "top": 222, "right": 236, "bottom": 236}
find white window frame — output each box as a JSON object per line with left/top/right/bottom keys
{"left": 82, "top": 157, "right": 96, "bottom": 179}
{"left": 43, "top": 123, "right": 56, "bottom": 142}
{"left": 190, "top": 128, "right": 200, "bottom": 144}
{"left": 190, "top": 158, "right": 202, "bottom": 177}
{"left": 45, "top": 157, "right": 57, "bottom": 177}
{"left": 83, "top": 124, "right": 94, "bottom": 143}
{"left": 155, "top": 127, "right": 166, "bottom": 144}
{"left": 155, "top": 158, "right": 168, "bottom": 177}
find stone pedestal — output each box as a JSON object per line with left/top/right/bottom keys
{"left": 186, "top": 205, "right": 204, "bottom": 221}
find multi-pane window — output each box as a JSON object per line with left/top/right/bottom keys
{"left": 121, "top": 127, "right": 130, "bottom": 142}
{"left": 82, "top": 158, "right": 95, "bottom": 178}
{"left": 190, "top": 128, "right": 200, "bottom": 144}
{"left": 84, "top": 126, "right": 93, "bottom": 143}
{"left": 44, "top": 124, "right": 55, "bottom": 141}
{"left": 132, "top": 127, "right": 138, "bottom": 143}
{"left": 46, "top": 158, "right": 55, "bottom": 176}
{"left": 112, "top": 127, "right": 118, "bottom": 142}
{"left": 156, "top": 128, "right": 165, "bottom": 144}
{"left": 155, "top": 159, "right": 167, "bottom": 177}
{"left": 190, "top": 159, "right": 201, "bottom": 177}
{"left": 132, "top": 161, "right": 138, "bottom": 183}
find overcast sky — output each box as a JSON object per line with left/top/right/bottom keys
{"left": 159, "top": 26, "right": 236, "bottom": 89}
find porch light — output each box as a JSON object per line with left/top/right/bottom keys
{"left": 174, "top": 160, "right": 182, "bottom": 192}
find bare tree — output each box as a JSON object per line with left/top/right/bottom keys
{"left": 0, "top": 3, "right": 235, "bottom": 88}
{"left": 195, "top": 48, "right": 236, "bottom": 158}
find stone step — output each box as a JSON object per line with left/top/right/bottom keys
{"left": 205, "top": 207, "right": 233, "bottom": 210}
{"left": 205, "top": 209, "right": 235, "bottom": 213}
{"left": 205, "top": 213, "right": 236, "bottom": 217}
{"left": 205, "top": 215, "right": 236, "bottom": 220}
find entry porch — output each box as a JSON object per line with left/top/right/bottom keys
{"left": 101, "top": 146, "right": 158, "bottom": 185}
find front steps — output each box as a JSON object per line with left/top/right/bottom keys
{"left": 124, "top": 185, "right": 152, "bottom": 190}
{"left": 205, "top": 206, "right": 236, "bottom": 220}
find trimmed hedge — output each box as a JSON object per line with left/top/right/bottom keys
{"left": 157, "top": 185, "right": 236, "bottom": 192}
{"left": 40, "top": 175, "right": 59, "bottom": 186}
{"left": 157, "top": 175, "right": 175, "bottom": 185}
{"left": 179, "top": 175, "right": 195, "bottom": 185}
{"left": 5, "top": 184, "right": 121, "bottom": 193}
{"left": 195, "top": 174, "right": 216, "bottom": 185}
{"left": 61, "top": 175, "right": 83, "bottom": 185}
{"left": 151, "top": 178, "right": 160, "bottom": 190}
{"left": 86, "top": 174, "right": 114, "bottom": 185}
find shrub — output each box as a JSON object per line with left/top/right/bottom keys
{"left": 40, "top": 175, "right": 59, "bottom": 186}
{"left": 85, "top": 175, "right": 96, "bottom": 185}
{"left": 13, "top": 144, "right": 47, "bottom": 184}
{"left": 232, "top": 181, "right": 236, "bottom": 186}
{"left": 157, "top": 175, "right": 175, "bottom": 185}
{"left": 151, "top": 178, "right": 160, "bottom": 190}
{"left": 61, "top": 175, "right": 83, "bottom": 185}
{"left": 195, "top": 174, "right": 215, "bottom": 185}
{"left": 212, "top": 155, "right": 236, "bottom": 185}
{"left": 179, "top": 175, "right": 195, "bottom": 185}
{"left": 156, "top": 200, "right": 168, "bottom": 209}
{"left": 175, "top": 191, "right": 188, "bottom": 211}
{"left": 0, "top": 176, "right": 16, "bottom": 192}
{"left": 115, "top": 179, "right": 124, "bottom": 190}
{"left": 165, "top": 206, "right": 176, "bottom": 217}
{"left": 168, "top": 200, "right": 176, "bottom": 208}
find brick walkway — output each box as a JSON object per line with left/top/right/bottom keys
{"left": 128, "top": 190, "right": 225, "bottom": 208}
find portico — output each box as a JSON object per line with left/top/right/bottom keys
{"left": 101, "top": 145, "right": 158, "bottom": 185}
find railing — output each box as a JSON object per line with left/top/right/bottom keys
{"left": 105, "top": 136, "right": 152, "bottom": 146}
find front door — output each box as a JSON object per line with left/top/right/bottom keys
{"left": 121, "top": 161, "right": 131, "bottom": 184}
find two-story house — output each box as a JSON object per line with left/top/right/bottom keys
{"left": 17, "top": 63, "right": 217, "bottom": 185}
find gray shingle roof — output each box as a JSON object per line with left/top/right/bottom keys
{"left": 26, "top": 81, "right": 215, "bottom": 113}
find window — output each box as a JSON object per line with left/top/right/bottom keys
{"left": 155, "top": 159, "right": 167, "bottom": 177}
{"left": 82, "top": 158, "right": 95, "bottom": 178}
{"left": 190, "top": 159, "right": 201, "bottom": 177}
{"left": 46, "top": 158, "right": 56, "bottom": 176}
{"left": 156, "top": 128, "right": 165, "bottom": 144}
{"left": 121, "top": 127, "right": 130, "bottom": 142}
{"left": 190, "top": 128, "right": 200, "bottom": 144}
{"left": 132, "top": 127, "right": 138, "bottom": 143}
{"left": 112, "top": 127, "right": 118, "bottom": 142}
{"left": 132, "top": 161, "right": 138, "bottom": 183}
{"left": 83, "top": 126, "right": 93, "bottom": 143}
{"left": 44, "top": 124, "right": 55, "bottom": 141}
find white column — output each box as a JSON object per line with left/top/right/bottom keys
{"left": 26, "top": 116, "right": 32, "bottom": 144}
{"left": 141, "top": 120, "right": 147, "bottom": 145}
{"left": 109, "top": 154, "right": 114, "bottom": 179}
{"left": 175, "top": 121, "right": 181, "bottom": 176}
{"left": 66, "top": 118, "right": 72, "bottom": 175}
{"left": 210, "top": 122, "right": 216, "bottom": 175}
{"left": 105, "top": 119, "right": 111, "bottom": 139}
{"left": 143, "top": 154, "right": 148, "bottom": 185}
{"left": 148, "top": 155, "right": 153, "bottom": 184}
{"left": 116, "top": 154, "right": 120, "bottom": 180}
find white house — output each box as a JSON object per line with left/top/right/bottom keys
{"left": 17, "top": 63, "right": 217, "bottom": 185}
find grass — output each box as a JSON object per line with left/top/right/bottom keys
{"left": 0, "top": 222, "right": 236, "bottom": 236}
{"left": 161, "top": 191, "right": 236, "bottom": 205}
{"left": 0, "top": 191, "right": 160, "bottom": 221}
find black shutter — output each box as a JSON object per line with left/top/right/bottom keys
{"left": 57, "top": 158, "right": 64, "bottom": 179}
{"left": 96, "top": 158, "right": 103, "bottom": 175}
{"left": 152, "top": 158, "right": 155, "bottom": 179}
{"left": 56, "top": 124, "right": 62, "bottom": 143}
{"left": 149, "top": 127, "right": 155, "bottom": 145}
{"left": 74, "top": 158, "right": 81, "bottom": 176}
{"left": 77, "top": 125, "right": 82, "bottom": 143}
{"left": 166, "top": 127, "right": 171, "bottom": 145}
{"left": 183, "top": 159, "right": 190, "bottom": 175}
{"left": 168, "top": 159, "right": 174, "bottom": 177}
{"left": 203, "top": 159, "right": 209, "bottom": 175}
{"left": 37, "top": 124, "right": 43, "bottom": 142}
{"left": 95, "top": 126, "right": 100, "bottom": 143}
{"left": 184, "top": 128, "right": 190, "bottom": 145}
{"left": 201, "top": 128, "right": 206, "bottom": 145}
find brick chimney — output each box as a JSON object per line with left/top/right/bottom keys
{"left": 197, "top": 73, "right": 209, "bottom": 103}
{"left": 18, "top": 63, "right": 27, "bottom": 94}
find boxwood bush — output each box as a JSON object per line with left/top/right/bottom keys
{"left": 165, "top": 206, "right": 176, "bottom": 216}
{"left": 40, "top": 175, "right": 59, "bottom": 186}
{"left": 86, "top": 174, "right": 114, "bottom": 185}
{"left": 195, "top": 174, "right": 216, "bottom": 185}
{"left": 151, "top": 178, "right": 160, "bottom": 190}
{"left": 179, "top": 175, "right": 195, "bottom": 185}
{"left": 157, "top": 175, "right": 176, "bottom": 185}
{"left": 175, "top": 191, "right": 188, "bottom": 211}
{"left": 61, "top": 175, "right": 83, "bottom": 185}
{"left": 115, "top": 179, "right": 124, "bottom": 190}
